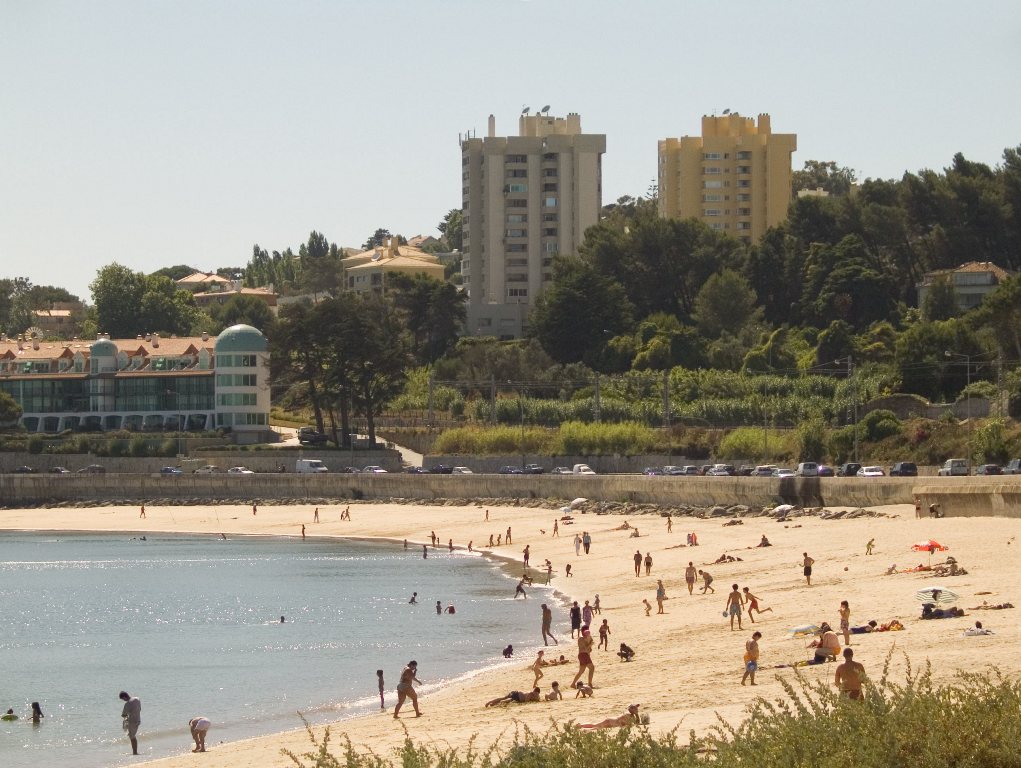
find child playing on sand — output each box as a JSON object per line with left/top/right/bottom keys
{"left": 741, "top": 632, "right": 761, "bottom": 686}
{"left": 643, "top": 599, "right": 652, "bottom": 616}
{"left": 598, "top": 619, "right": 611, "bottom": 650}
{"left": 574, "top": 681, "right": 593, "bottom": 698}
{"left": 545, "top": 682, "right": 562, "bottom": 700}
{"left": 531, "top": 651, "right": 545, "bottom": 687}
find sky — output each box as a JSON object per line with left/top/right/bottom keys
{"left": 2, "top": 0, "right": 1020, "bottom": 302}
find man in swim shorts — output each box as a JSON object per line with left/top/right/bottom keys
{"left": 685, "top": 562, "right": 697, "bottom": 594}
{"left": 485, "top": 687, "right": 540, "bottom": 706}
{"left": 541, "top": 603, "right": 558, "bottom": 646}
{"left": 742, "top": 631, "right": 761, "bottom": 686}
{"left": 570, "top": 626, "right": 595, "bottom": 688}
{"left": 802, "top": 552, "right": 815, "bottom": 586}
{"left": 725, "top": 584, "right": 744, "bottom": 630}
{"left": 834, "top": 647, "right": 865, "bottom": 700}
{"left": 698, "top": 569, "right": 715, "bottom": 594}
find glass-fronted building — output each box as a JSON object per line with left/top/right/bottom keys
{"left": 0, "top": 324, "right": 270, "bottom": 439}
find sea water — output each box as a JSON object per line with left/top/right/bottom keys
{"left": 0, "top": 532, "right": 558, "bottom": 768}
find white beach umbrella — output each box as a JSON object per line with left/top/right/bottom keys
{"left": 570, "top": 498, "right": 588, "bottom": 509}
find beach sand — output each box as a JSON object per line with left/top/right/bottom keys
{"left": 1, "top": 500, "right": 1017, "bottom": 766}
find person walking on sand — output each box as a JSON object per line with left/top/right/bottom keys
{"left": 301, "top": 524, "right": 305, "bottom": 540}
{"left": 643, "top": 598, "right": 652, "bottom": 616}
{"left": 834, "top": 648, "right": 866, "bottom": 700}
{"left": 531, "top": 650, "right": 545, "bottom": 687}
{"left": 313, "top": 507, "right": 319, "bottom": 523}
{"left": 506, "top": 527, "right": 512, "bottom": 545}
{"left": 523, "top": 545, "right": 530, "bottom": 567}
{"left": 644, "top": 552, "right": 653, "bottom": 576}
{"left": 574, "top": 533, "right": 582, "bottom": 556}
{"left": 866, "top": 538, "right": 875, "bottom": 555}
{"left": 742, "top": 587, "right": 772, "bottom": 622}
{"left": 377, "top": 669, "right": 386, "bottom": 709}
{"left": 656, "top": 579, "right": 667, "bottom": 614}
{"left": 497, "top": 534, "right": 502, "bottom": 546}
{"left": 667, "top": 515, "right": 673, "bottom": 533}
{"left": 582, "top": 531, "right": 592, "bottom": 554}
{"left": 802, "top": 552, "right": 815, "bottom": 585}
{"left": 553, "top": 519, "right": 559, "bottom": 537}
{"left": 541, "top": 603, "right": 558, "bottom": 646}
{"left": 699, "top": 569, "right": 715, "bottom": 593}
{"left": 598, "top": 618, "right": 611, "bottom": 650}
{"left": 569, "top": 601, "right": 582, "bottom": 638}
{"left": 593, "top": 594, "right": 601, "bottom": 614}
{"left": 545, "top": 561, "right": 553, "bottom": 585}
{"left": 252, "top": 504, "right": 257, "bottom": 516}
{"left": 139, "top": 505, "right": 145, "bottom": 519}
{"left": 742, "top": 631, "right": 761, "bottom": 686}
{"left": 582, "top": 600, "right": 594, "bottom": 627}
{"left": 188, "top": 717, "right": 211, "bottom": 752}
{"left": 726, "top": 584, "right": 744, "bottom": 630}
{"left": 393, "top": 661, "right": 423, "bottom": 718}
{"left": 633, "top": 549, "right": 642, "bottom": 577}
{"left": 448, "top": 539, "right": 453, "bottom": 552}
{"left": 119, "top": 691, "right": 141, "bottom": 755}
{"left": 570, "top": 627, "right": 596, "bottom": 688}
{"left": 685, "top": 562, "right": 697, "bottom": 595}
{"left": 839, "top": 600, "right": 851, "bottom": 646}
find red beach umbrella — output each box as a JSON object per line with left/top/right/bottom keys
{"left": 911, "top": 540, "right": 948, "bottom": 553}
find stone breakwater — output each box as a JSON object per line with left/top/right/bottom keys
{"left": 5, "top": 495, "right": 888, "bottom": 520}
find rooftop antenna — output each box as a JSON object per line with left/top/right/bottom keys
{"left": 541, "top": 105, "right": 550, "bottom": 114}
{"left": 521, "top": 105, "right": 530, "bottom": 115}
{"left": 722, "top": 108, "right": 731, "bottom": 115}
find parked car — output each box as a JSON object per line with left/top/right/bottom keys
{"left": 752, "top": 465, "right": 777, "bottom": 477}
{"left": 498, "top": 465, "right": 523, "bottom": 474}
{"left": 698, "top": 465, "right": 712, "bottom": 475}
{"left": 708, "top": 464, "right": 735, "bottom": 476}
{"left": 642, "top": 466, "right": 663, "bottom": 475}
{"left": 429, "top": 464, "right": 454, "bottom": 474}
{"left": 193, "top": 465, "right": 220, "bottom": 474}
{"left": 795, "top": 462, "right": 819, "bottom": 477}
{"left": 297, "top": 427, "right": 329, "bottom": 446}
{"left": 857, "top": 466, "right": 886, "bottom": 477}
{"left": 550, "top": 467, "right": 573, "bottom": 475}
{"left": 836, "top": 463, "right": 862, "bottom": 477}
{"left": 77, "top": 464, "right": 106, "bottom": 474}
{"left": 974, "top": 463, "right": 1002, "bottom": 475}
{"left": 937, "top": 458, "right": 969, "bottom": 477}
{"left": 572, "top": 464, "right": 596, "bottom": 475}
{"left": 522, "top": 464, "right": 545, "bottom": 475}
{"left": 338, "top": 466, "right": 361, "bottom": 474}
{"left": 660, "top": 465, "right": 684, "bottom": 476}
{"left": 362, "top": 466, "right": 388, "bottom": 474}
{"left": 12, "top": 465, "right": 35, "bottom": 473}
{"left": 50, "top": 466, "right": 70, "bottom": 474}
{"left": 817, "top": 465, "right": 835, "bottom": 477}
{"left": 889, "top": 461, "right": 918, "bottom": 477}
{"left": 226, "top": 466, "right": 255, "bottom": 475}
{"left": 772, "top": 468, "right": 796, "bottom": 478}
{"left": 404, "top": 466, "right": 430, "bottom": 474}
{"left": 736, "top": 465, "right": 756, "bottom": 476}
{"left": 451, "top": 466, "right": 473, "bottom": 475}
{"left": 159, "top": 466, "right": 183, "bottom": 475}
{"left": 682, "top": 466, "right": 700, "bottom": 475}
{"left": 1003, "top": 459, "right": 1021, "bottom": 474}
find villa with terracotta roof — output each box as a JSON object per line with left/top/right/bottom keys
{"left": 175, "top": 271, "right": 235, "bottom": 292}
{"left": 342, "top": 237, "right": 446, "bottom": 294}
{"left": 0, "top": 325, "right": 270, "bottom": 439}
{"left": 916, "top": 261, "right": 1013, "bottom": 312}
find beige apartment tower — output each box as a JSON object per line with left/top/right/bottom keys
{"left": 658, "top": 113, "right": 796, "bottom": 242}
{"left": 461, "top": 112, "right": 606, "bottom": 338}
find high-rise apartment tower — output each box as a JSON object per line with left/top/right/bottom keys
{"left": 658, "top": 113, "right": 796, "bottom": 243}
{"left": 460, "top": 112, "right": 606, "bottom": 338}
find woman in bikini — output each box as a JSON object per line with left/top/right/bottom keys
{"left": 393, "top": 660, "right": 423, "bottom": 718}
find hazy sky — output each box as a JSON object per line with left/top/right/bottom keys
{"left": 3, "top": 0, "right": 1020, "bottom": 301}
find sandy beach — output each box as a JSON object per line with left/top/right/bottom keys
{"left": 1, "top": 499, "right": 1017, "bottom": 766}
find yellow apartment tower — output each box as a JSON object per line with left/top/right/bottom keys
{"left": 460, "top": 112, "right": 605, "bottom": 339}
{"left": 658, "top": 113, "right": 796, "bottom": 243}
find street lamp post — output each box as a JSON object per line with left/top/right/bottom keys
{"left": 945, "top": 351, "right": 972, "bottom": 467}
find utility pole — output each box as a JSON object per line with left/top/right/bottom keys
{"left": 848, "top": 355, "right": 858, "bottom": 463}
{"left": 427, "top": 371, "right": 434, "bottom": 429}
{"left": 593, "top": 374, "right": 601, "bottom": 423}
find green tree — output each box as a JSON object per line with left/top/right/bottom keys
{"left": 149, "top": 265, "right": 197, "bottom": 282}
{"left": 921, "top": 275, "right": 960, "bottom": 321}
{"left": 386, "top": 273, "right": 465, "bottom": 364}
{"left": 894, "top": 318, "right": 986, "bottom": 401}
{"left": 791, "top": 160, "right": 858, "bottom": 196}
{"left": 437, "top": 209, "right": 463, "bottom": 252}
{"left": 210, "top": 294, "right": 276, "bottom": 333}
{"left": 363, "top": 229, "right": 405, "bottom": 249}
{"left": 814, "top": 320, "right": 856, "bottom": 367}
{"left": 692, "top": 269, "right": 763, "bottom": 339}
{"left": 0, "top": 390, "right": 22, "bottom": 424}
{"left": 90, "top": 263, "right": 146, "bottom": 338}
{"left": 528, "top": 257, "right": 633, "bottom": 369}
{"left": 969, "top": 274, "right": 1021, "bottom": 361}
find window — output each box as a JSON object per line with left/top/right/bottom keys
{"left": 508, "top": 288, "right": 528, "bottom": 297}
{"left": 505, "top": 154, "right": 527, "bottom": 163}
{"left": 507, "top": 169, "right": 527, "bottom": 178}
{"left": 508, "top": 199, "right": 527, "bottom": 208}
{"left": 736, "top": 180, "right": 750, "bottom": 188}
{"left": 218, "top": 392, "right": 257, "bottom": 407}
{"left": 542, "top": 258, "right": 553, "bottom": 267}
{"left": 704, "top": 167, "right": 722, "bottom": 175}
{"left": 216, "top": 374, "right": 256, "bottom": 387}
{"left": 543, "top": 183, "right": 557, "bottom": 192}
{"left": 703, "top": 152, "right": 722, "bottom": 160}
{"left": 543, "top": 152, "right": 556, "bottom": 161}
{"left": 703, "top": 194, "right": 723, "bottom": 202}
{"left": 542, "top": 213, "right": 558, "bottom": 222}
{"left": 507, "top": 183, "right": 527, "bottom": 193}
{"left": 736, "top": 193, "right": 751, "bottom": 201}
{"left": 703, "top": 209, "right": 722, "bottom": 216}
{"left": 737, "top": 208, "right": 751, "bottom": 216}
{"left": 505, "top": 228, "right": 527, "bottom": 238}
{"left": 543, "top": 242, "right": 558, "bottom": 254}
{"left": 506, "top": 273, "right": 528, "bottom": 282}
{"left": 507, "top": 243, "right": 527, "bottom": 252}
{"left": 703, "top": 180, "right": 723, "bottom": 189}
{"left": 737, "top": 166, "right": 751, "bottom": 174}
{"left": 543, "top": 197, "right": 557, "bottom": 208}
{"left": 736, "top": 151, "right": 752, "bottom": 160}
{"left": 507, "top": 214, "right": 527, "bottom": 223}
{"left": 736, "top": 222, "right": 751, "bottom": 230}
{"left": 542, "top": 228, "right": 557, "bottom": 236}
{"left": 543, "top": 168, "right": 557, "bottom": 177}
{"left": 506, "top": 258, "right": 527, "bottom": 267}
{"left": 709, "top": 222, "right": 726, "bottom": 231}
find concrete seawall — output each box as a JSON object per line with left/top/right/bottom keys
{"left": 2, "top": 473, "right": 1019, "bottom": 516}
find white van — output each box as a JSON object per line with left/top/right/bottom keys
{"left": 572, "top": 464, "right": 596, "bottom": 475}
{"left": 796, "top": 462, "right": 819, "bottom": 477}
{"left": 296, "top": 459, "right": 328, "bottom": 474}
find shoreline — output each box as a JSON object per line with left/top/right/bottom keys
{"left": 1, "top": 501, "right": 1018, "bottom": 768}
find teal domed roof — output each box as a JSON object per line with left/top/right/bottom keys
{"left": 215, "top": 324, "right": 268, "bottom": 353}
{"left": 90, "top": 338, "right": 119, "bottom": 357}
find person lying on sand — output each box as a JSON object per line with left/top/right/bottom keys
{"left": 963, "top": 621, "right": 993, "bottom": 636}
{"left": 967, "top": 601, "right": 1014, "bottom": 610}
{"left": 612, "top": 521, "right": 631, "bottom": 531}
{"left": 850, "top": 620, "right": 879, "bottom": 634}
{"left": 485, "top": 688, "right": 541, "bottom": 707}
{"left": 577, "top": 704, "right": 640, "bottom": 729}
{"left": 710, "top": 553, "right": 743, "bottom": 564}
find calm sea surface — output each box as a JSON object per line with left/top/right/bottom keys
{"left": 0, "top": 532, "right": 558, "bottom": 768}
